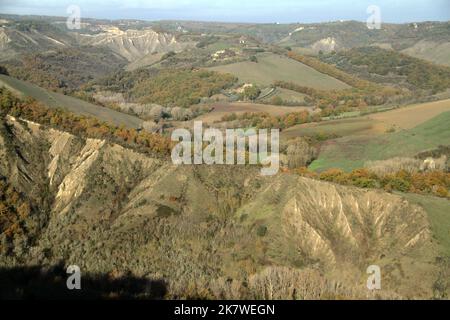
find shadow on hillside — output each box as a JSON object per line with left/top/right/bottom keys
{"left": 0, "top": 264, "right": 167, "bottom": 300}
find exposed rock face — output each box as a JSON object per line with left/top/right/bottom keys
{"left": 311, "top": 37, "right": 337, "bottom": 53}
{"left": 0, "top": 24, "right": 190, "bottom": 62}
{"left": 77, "top": 28, "right": 189, "bottom": 61}
{"left": 0, "top": 116, "right": 441, "bottom": 298}
{"left": 0, "top": 28, "right": 12, "bottom": 49}
{"left": 0, "top": 27, "right": 71, "bottom": 60}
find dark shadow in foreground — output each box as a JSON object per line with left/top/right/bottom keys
{"left": 0, "top": 265, "right": 167, "bottom": 300}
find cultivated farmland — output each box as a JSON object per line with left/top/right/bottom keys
{"left": 283, "top": 99, "right": 450, "bottom": 139}
{"left": 309, "top": 111, "right": 450, "bottom": 172}
{"left": 208, "top": 53, "right": 350, "bottom": 90}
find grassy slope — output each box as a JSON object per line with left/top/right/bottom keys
{"left": 309, "top": 111, "right": 450, "bottom": 172}
{"left": 402, "top": 193, "right": 450, "bottom": 257}
{"left": 402, "top": 41, "right": 450, "bottom": 67}
{"left": 283, "top": 99, "right": 450, "bottom": 141}
{"left": 0, "top": 74, "right": 143, "bottom": 129}
{"left": 268, "top": 88, "right": 307, "bottom": 104}
{"left": 208, "top": 53, "right": 350, "bottom": 90}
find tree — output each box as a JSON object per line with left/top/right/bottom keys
{"left": 243, "top": 86, "right": 261, "bottom": 101}
{"left": 0, "top": 65, "right": 9, "bottom": 75}
{"left": 285, "top": 138, "right": 318, "bottom": 169}
{"left": 271, "top": 96, "right": 283, "bottom": 106}
{"left": 149, "top": 105, "right": 164, "bottom": 122}
{"left": 249, "top": 56, "right": 258, "bottom": 63}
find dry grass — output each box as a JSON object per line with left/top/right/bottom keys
{"left": 368, "top": 99, "right": 450, "bottom": 133}
{"left": 283, "top": 99, "right": 450, "bottom": 140}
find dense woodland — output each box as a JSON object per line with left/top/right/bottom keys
{"left": 90, "top": 68, "right": 237, "bottom": 108}
{"left": 220, "top": 111, "right": 321, "bottom": 130}
{"left": 5, "top": 47, "right": 127, "bottom": 93}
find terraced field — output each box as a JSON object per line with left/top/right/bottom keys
{"left": 0, "top": 74, "right": 143, "bottom": 129}
{"left": 208, "top": 53, "right": 350, "bottom": 90}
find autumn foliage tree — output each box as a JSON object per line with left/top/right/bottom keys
{"left": 0, "top": 87, "right": 173, "bottom": 157}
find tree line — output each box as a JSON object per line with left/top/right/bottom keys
{"left": 294, "top": 167, "right": 449, "bottom": 198}
{"left": 0, "top": 87, "right": 173, "bottom": 157}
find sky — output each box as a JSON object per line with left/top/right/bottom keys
{"left": 0, "top": 0, "right": 449, "bottom": 23}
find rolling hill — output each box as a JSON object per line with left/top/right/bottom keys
{"left": 0, "top": 74, "right": 143, "bottom": 128}
{"left": 0, "top": 16, "right": 192, "bottom": 64}
{"left": 0, "top": 13, "right": 449, "bottom": 301}
{"left": 4, "top": 46, "right": 127, "bottom": 92}
{"left": 208, "top": 53, "right": 350, "bottom": 90}
{"left": 0, "top": 115, "right": 444, "bottom": 299}
{"left": 402, "top": 40, "right": 450, "bottom": 67}
{"left": 309, "top": 110, "right": 450, "bottom": 172}
{"left": 320, "top": 46, "right": 450, "bottom": 92}
{"left": 282, "top": 99, "right": 450, "bottom": 139}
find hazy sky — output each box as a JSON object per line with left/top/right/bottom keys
{"left": 1, "top": 0, "right": 449, "bottom": 23}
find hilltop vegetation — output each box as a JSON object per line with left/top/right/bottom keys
{"left": 0, "top": 87, "right": 172, "bottom": 157}
{"left": 321, "top": 47, "right": 450, "bottom": 93}
{"left": 150, "top": 20, "right": 450, "bottom": 53}
{"left": 294, "top": 167, "right": 449, "bottom": 198}
{"left": 0, "top": 74, "right": 144, "bottom": 128}
{"left": 92, "top": 68, "right": 237, "bottom": 108}
{"left": 4, "top": 46, "right": 127, "bottom": 93}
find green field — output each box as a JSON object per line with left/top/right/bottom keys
{"left": 208, "top": 53, "right": 350, "bottom": 90}
{"left": 0, "top": 74, "right": 143, "bottom": 129}
{"left": 309, "top": 111, "right": 450, "bottom": 172}
{"left": 402, "top": 193, "right": 450, "bottom": 257}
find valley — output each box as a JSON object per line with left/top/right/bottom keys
{"left": 0, "top": 11, "right": 448, "bottom": 301}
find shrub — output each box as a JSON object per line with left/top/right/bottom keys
{"left": 256, "top": 225, "right": 268, "bottom": 237}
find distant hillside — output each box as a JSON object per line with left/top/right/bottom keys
{"left": 402, "top": 40, "right": 450, "bottom": 67}
{"left": 320, "top": 47, "right": 450, "bottom": 93}
{"left": 76, "top": 28, "right": 192, "bottom": 62}
{"left": 281, "top": 21, "right": 450, "bottom": 51}
{"left": 0, "top": 19, "right": 73, "bottom": 60}
{"left": 310, "top": 110, "right": 450, "bottom": 172}
{"left": 0, "top": 74, "right": 143, "bottom": 128}
{"left": 151, "top": 20, "right": 450, "bottom": 61}
{"left": 4, "top": 46, "right": 127, "bottom": 92}
{"left": 91, "top": 67, "right": 237, "bottom": 108}
{"left": 0, "top": 16, "right": 192, "bottom": 63}
{"left": 208, "top": 52, "right": 350, "bottom": 90}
